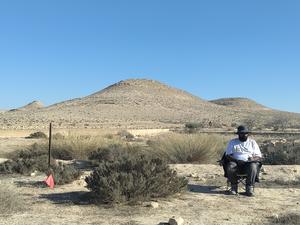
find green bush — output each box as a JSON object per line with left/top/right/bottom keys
{"left": 26, "top": 131, "right": 47, "bottom": 139}
{"left": 85, "top": 153, "right": 188, "bottom": 204}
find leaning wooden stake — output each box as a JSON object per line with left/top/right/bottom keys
{"left": 48, "top": 122, "right": 52, "bottom": 167}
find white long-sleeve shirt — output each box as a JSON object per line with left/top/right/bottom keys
{"left": 225, "top": 138, "right": 262, "bottom": 161}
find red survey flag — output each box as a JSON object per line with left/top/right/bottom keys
{"left": 44, "top": 174, "right": 55, "bottom": 189}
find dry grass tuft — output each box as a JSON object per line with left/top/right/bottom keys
{"left": 147, "top": 133, "right": 227, "bottom": 164}
{"left": 21, "top": 134, "right": 127, "bottom": 160}
{"left": 0, "top": 183, "right": 25, "bottom": 214}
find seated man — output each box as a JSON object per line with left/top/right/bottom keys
{"left": 225, "top": 125, "right": 262, "bottom": 196}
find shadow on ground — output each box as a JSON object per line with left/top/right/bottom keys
{"left": 188, "top": 184, "right": 225, "bottom": 194}
{"left": 39, "top": 191, "right": 92, "bottom": 205}
{"left": 15, "top": 180, "right": 47, "bottom": 188}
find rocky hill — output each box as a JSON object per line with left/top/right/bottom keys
{"left": 209, "top": 98, "right": 271, "bottom": 111}
{"left": 9, "top": 101, "right": 44, "bottom": 112}
{"left": 1, "top": 79, "right": 300, "bottom": 129}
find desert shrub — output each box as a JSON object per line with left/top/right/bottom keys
{"left": 267, "top": 213, "right": 300, "bottom": 225}
{"left": 261, "top": 143, "right": 300, "bottom": 165}
{"left": 49, "top": 163, "right": 81, "bottom": 185}
{"left": 51, "top": 148, "right": 73, "bottom": 160}
{"left": 185, "top": 122, "right": 201, "bottom": 129}
{"left": 117, "top": 130, "right": 135, "bottom": 140}
{"left": 0, "top": 183, "right": 25, "bottom": 214}
{"left": 147, "top": 133, "right": 227, "bottom": 164}
{"left": 85, "top": 153, "right": 188, "bottom": 204}
{"left": 0, "top": 144, "right": 50, "bottom": 174}
{"left": 51, "top": 134, "right": 126, "bottom": 160}
{"left": 272, "top": 176, "right": 300, "bottom": 186}
{"left": 88, "top": 144, "right": 144, "bottom": 164}
{"left": 104, "top": 133, "right": 114, "bottom": 139}
{"left": 52, "top": 132, "right": 65, "bottom": 140}
{"left": 26, "top": 131, "right": 47, "bottom": 139}
{"left": 19, "top": 134, "right": 126, "bottom": 161}
{"left": 185, "top": 122, "right": 204, "bottom": 133}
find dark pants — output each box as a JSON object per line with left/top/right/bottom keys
{"left": 226, "top": 161, "right": 259, "bottom": 186}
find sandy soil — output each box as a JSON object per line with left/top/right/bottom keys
{"left": 0, "top": 133, "right": 299, "bottom": 225}
{"left": 0, "top": 163, "right": 299, "bottom": 225}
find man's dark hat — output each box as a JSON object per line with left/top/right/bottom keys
{"left": 235, "top": 125, "right": 250, "bottom": 134}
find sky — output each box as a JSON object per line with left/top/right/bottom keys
{"left": 0, "top": 0, "right": 299, "bottom": 113}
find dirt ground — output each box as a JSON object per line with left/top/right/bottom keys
{"left": 0, "top": 163, "right": 299, "bottom": 225}
{"left": 0, "top": 133, "right": 299, "bottom": 225}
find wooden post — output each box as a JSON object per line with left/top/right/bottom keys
{"left": 48, "top": 122, "right": 52, "bottom": 167}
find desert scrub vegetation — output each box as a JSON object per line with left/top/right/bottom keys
{"left": 85, "top": 150, "right": 188, "bottom": 204}
{"left": 0, "top": 143, "right": 49, "bottom": 174}
{"left": 0, "top": 183, "right": 25, "bottom": 215}
{"left": 267, "top": 213, "right": 300, "bottom": 225}
{"left": 147, "top": 133, "right": 227, "bottom": 164}
{"left": 0, "top": 145, "right": 80, "bottom": 185}
{"left": 117, "top": 130, "right": 135, "bottom": 140}
{"left": 49, "top": 162, "right": 82, "bottom": 185}
{"left": 19, "top": 134, "right": 127, "bottom": 161}
{"left": 88, "top": 144, "right": 147, "bottom": 165}
{"left": 26, "top": 131, "right": 47, "bottom": 139}
{"left": 261, "top": 143, "right": 300, "bottom": 165}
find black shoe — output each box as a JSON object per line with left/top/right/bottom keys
{"left": 246, "top": 185, "right": 255, "bottom": 197}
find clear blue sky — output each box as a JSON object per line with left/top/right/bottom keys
{"left": 0, "top": 0, "right": 299, "bottom": 112}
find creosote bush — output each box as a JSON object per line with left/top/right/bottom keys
{"left": 85, "top": 153, "right": 188, "bottom": 204}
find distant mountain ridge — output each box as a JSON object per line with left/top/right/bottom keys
{"left": 209, "top": 98, "right": 271, "bottom": 111}
{"left": 1, "top": 79, "right": 300, "bottom": 129}
{"left": 9, "top": 101, "right": 44, "bottom": 112}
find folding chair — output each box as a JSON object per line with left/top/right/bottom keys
{"left": 226, "top": 173, "right": 248, "bottom": 192}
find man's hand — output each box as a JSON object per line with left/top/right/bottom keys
{"left": 248, "top": 156, "right": 261, "bottom": 161}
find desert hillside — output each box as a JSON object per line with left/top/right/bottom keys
{"left": 9, "top": 101, "right": 44, "bottom": 112}
{"left": 210, "top": 97, "right": 271, "bottom": 111}
{"left": 1, "top": 79, "right": 300, "bottom": 129}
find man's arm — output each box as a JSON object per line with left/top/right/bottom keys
{"left": 249, "top": 139, "right": 262, "bottom": 161}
